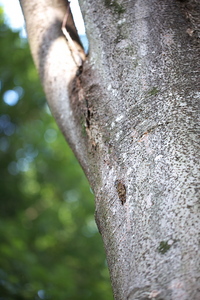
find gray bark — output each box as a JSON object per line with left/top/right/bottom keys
{"left": 20, "top": 0, "right": 200, "bottom": 299}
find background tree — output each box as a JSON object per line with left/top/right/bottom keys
{"left": 19, "top": 0, "right": 200, "bottom": 299}
{"left": 0, "top": 6, "right": 112, "bottom": 300}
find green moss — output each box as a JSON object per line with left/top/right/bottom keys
{"left": 104, "top": 0, "right": 125, "bottom": 14}
{"left": 148, "top": 87, "right": 159, "bottom": 96}
{"left": 158, "top": 241, "right": 171, "bottom": 254}
{"left": 81, "top": 119, "right": 87, "bottom": 136}
{"left": 103, "top": 135, "right": 111, "bottom": 144}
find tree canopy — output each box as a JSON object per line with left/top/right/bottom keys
{"left": 0, "top": 7, "right": 112, "bottom": 300}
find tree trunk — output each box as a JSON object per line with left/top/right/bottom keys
{"left": 19, "top": 0, "right": 200, "bottom": 299}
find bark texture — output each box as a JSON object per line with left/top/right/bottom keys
{"left": 20, "top": 0, "right": 200, "bottom": 299}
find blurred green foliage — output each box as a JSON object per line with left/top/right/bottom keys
{"left": 0, "top": 7, "right": 112, "bottom": 300}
